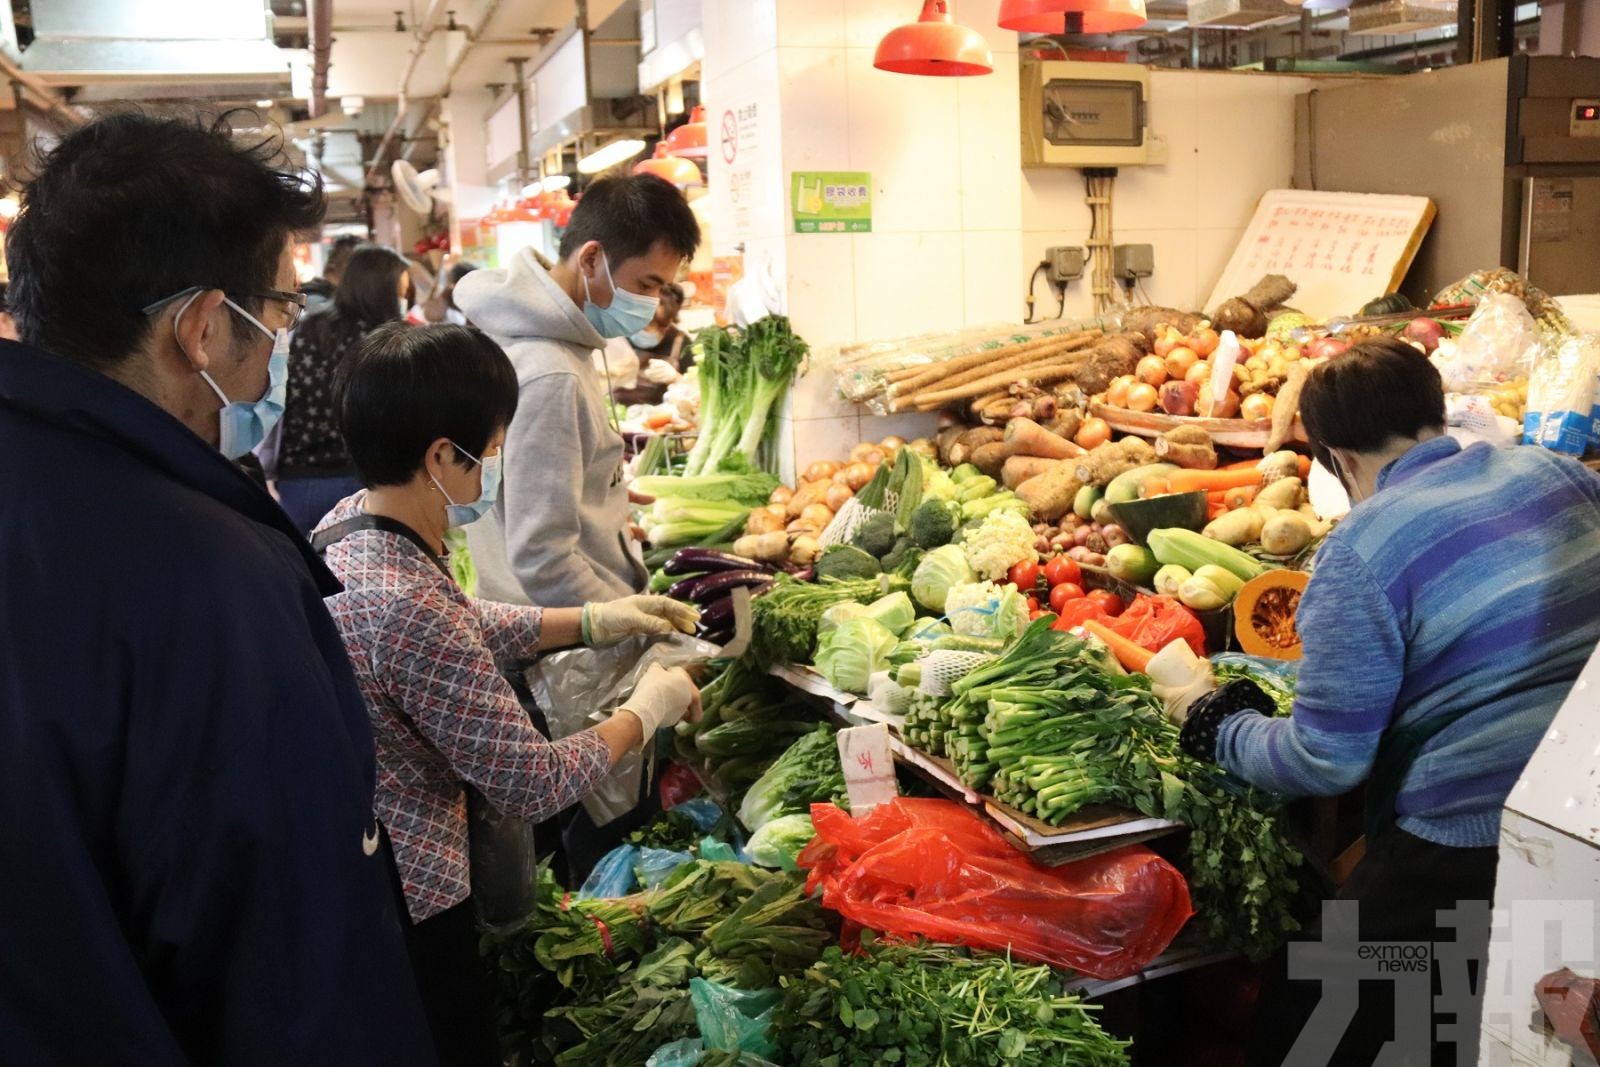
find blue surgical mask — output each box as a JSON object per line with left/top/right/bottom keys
{"left": 630, "top": 328, "right": 663, "bottom": 350}
{"left": 583, "top": 250, "right": 660, "bottom": 339}
{"left": 176, "top": 291, "right": 289, "bottom": 460}
{"left": 432, "top": 443, "right": 501, "bottom": 528}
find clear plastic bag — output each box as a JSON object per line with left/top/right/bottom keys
{"left": 528, "top": 633, "right": 720, "bottom": 827}
{"left": 1524, "top": 333, "right": 1600, "bottom": 455}
{"left": 1432, "top": 293, "right": 1537, "bottom": 394}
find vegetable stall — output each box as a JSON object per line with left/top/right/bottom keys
{"left": 489, "top": 266, "right": 1593, "bottom": 1064}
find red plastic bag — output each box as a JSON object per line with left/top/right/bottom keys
{"left": 798, "top": 798, "right": 1192, "bottom": 979}
{"left": 1104, "top": 594, "right": 1206, "bottom": 657}
{"left": 658, "top": 762, "right": 704, "bottom": 810}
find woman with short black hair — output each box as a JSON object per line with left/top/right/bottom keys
{"left": 314, "top": 323, "right": 702, "bottom": 1065}
{"left": 274, "top": 243, "right": 412, "bottom": 534}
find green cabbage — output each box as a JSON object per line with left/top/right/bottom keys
{"left": 737, "top": 726, "right": 847, "bottom": 832}
{"left": 905, "top": 617, "right": 953, "bottom": 643}
{"left": 745, "top": 813, "right": 817, "bottom": 871}
{"left": 910, "top": 544, "right": 976, "bottom": 612}
{"left": 864, "top": 591, "right": 916, "bottom": 636}
{"left": 813, "top": 617, "right": 898, "bottom": 694}
{"left": 818, "top": 601, "right": 869, "bottom": 635}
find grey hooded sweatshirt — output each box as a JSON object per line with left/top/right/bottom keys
{"left": 453, "top": 248, "right": 647, "bottom": 607}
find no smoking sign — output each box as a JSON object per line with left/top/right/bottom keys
{"left": 720, "top": 110, "right": 738, "bottom": 164}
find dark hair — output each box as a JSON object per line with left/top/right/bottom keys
{"left": 6, "top": 111, "right": 324, "bottom": 368}
{"left": 657, "top": 282, "right": 685, "bottom": 322}
{"left": 297, "top": 243, "right": 409, "bottom": 353}
{"left": 324, "top": 234, "right": 363, "bottom": 279}
{"left": 1299, "top": 338, "right": 1446, "bottom": 470}
{"left": 335, "top": 322, "right": 519, "bottom": 487}
{"left": 443, "top": 261, "right": 481, "bottom": 311}
{"left": 558, "top": 174, "right": 700, "bottom": 266}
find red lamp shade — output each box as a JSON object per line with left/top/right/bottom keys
{"left": 664, "top": 106, "right": 708, "bottom": 159}
{"left": 874, "top": 0, "right": 994, "bottom": 77}
{"left": 998, "top": 0, "right": 1148, "bottom": 33}
{"left": 633, "top": 143, "right": 704, "bottom": 186}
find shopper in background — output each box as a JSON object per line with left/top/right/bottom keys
{"left": 274, "top": 242, "right": 411, "bottom": 535}
{"left": 315, "top": 322, "right": 700, "bottom": 1065}
{"left": 1170, "top": 338, "right": 1600, "bottom": 1066}
{"left": 0, "top": 113, "right": 433, "bottom": 1063}
{"left": 301, "top": 231, "right": 361, "bottom": 312}
{"left": 613, "top": 281, "right": 689, "bottom": 407}
{"left": 420, "top": 259, "right": 481, "bottom": 325}
{"left": 454, "top": 174, "right": 700, "bottom": 608}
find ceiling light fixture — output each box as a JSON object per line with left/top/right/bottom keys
{"left": 874, "top": 0, "right": 995, "bottom": 77}
{"left": 633, "top": 144, "right": 704, "bottom": 187}
{"left": 577, "top": 138, "right": 647, "bottom": 175}
{"left": 665, "top": 106, "right": 708, "bottom": 159}
{"left": 998, "top": 0, "right": 1149, "bottom": 34}
{"left": 520, "top": 174, "right": 572, "bottom": 196}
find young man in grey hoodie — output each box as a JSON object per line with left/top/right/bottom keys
{"left": 454, "top": 175, "right": 700, "bottom": 607}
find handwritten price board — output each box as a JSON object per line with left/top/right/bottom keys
{"left": 1205, "top": 189, "right": 1436, "bottom": 321}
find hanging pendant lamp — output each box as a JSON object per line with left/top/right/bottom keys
{"left": 664, "top": 106, "right": 708, "bottom": 159}
{"left": 634, "top": 143, "right": 705, "bottom": 187}
{"left": 874, "top": 0, "right": 994, "bottom": 77}
{"left": 998, "top": 0, "right": 1149, "bottom": 34}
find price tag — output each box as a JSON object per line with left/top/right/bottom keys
{"left": 837, "top": 724, "right": 897, "bottom": 815}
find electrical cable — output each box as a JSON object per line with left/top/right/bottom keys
{"left": 1024, "top": 262, "right": 1048, "bottom": 324}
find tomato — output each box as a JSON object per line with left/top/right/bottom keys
{"left": 1026, "top": 595, "right": 1040, "bottom": 614}
{"left": 1086, "top": 589, "right": 1125, "bottom": 617}
{"left": 1051, "top": 598, "right": 1107, "bottom": 631}
{"left": 1043, "top": 555, "right": 1082, "bottom": 589}
{"left": 1008, "top": 560, "right": 1042, "bottom": 591}
{"left": 1048, "top": 582, "right": 1086, "bottom": 612}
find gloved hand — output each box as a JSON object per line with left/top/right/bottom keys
{"left": 617, "top": 664, "right": 701, "bottom": 741}
{"left": 642, "top": 360, "right": 681, "bottom": 385}
{"left": 582, "top": 595, "right": 700, "bottom": 645}
{"left": 1146, "top": 640, "right": 1216, "bottom": 724}
{"left": 1177, "top": 679, "right": 1272, "bottom": 762}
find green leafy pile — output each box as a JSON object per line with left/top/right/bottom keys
{"left": 483, "top": 860, "right": 833, "bottom": 1065}
{"left": 775, "top": 937, "right": 1130, "bottom": 1067}
{"left": 736, "top": 725, "right": 848, "bottom": 833}
{"left": 627, "top": 809, "right": 707, "bottom": 853}
{"left": 911, "top": 617, "right": 1306, "bottom": 961}
{"left": 675, "top": 658, "right": 826, "bottom": 805}
{"left": 684, "top": 318, "right": 810, "bottom": 476}
{"left": 748, "top": 573, "right": 909, "bottom": 668}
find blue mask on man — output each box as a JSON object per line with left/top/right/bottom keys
{"left": 583, "top": 250, "right": 660, "bottom": 339}
{"left": 175, "top": 290, "right": 289, "bottom": 460}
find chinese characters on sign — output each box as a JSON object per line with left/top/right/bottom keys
{"left": 792, "top": 170, "right": 873, "bottom": 234}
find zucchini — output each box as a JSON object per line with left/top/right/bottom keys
{"left": 650, "top": 567, "right": 692, "bottom": 594}
{"left": 1104, "top": 463, "right": 1177, "bottom": 505}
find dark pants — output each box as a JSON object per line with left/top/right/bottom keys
{"left": 402, "top": 898, "right": 502, "bottom": 1067}
{"left": 278, "top": 474, "right": 364, "bottom": 537}
{"left": 1249, "top": 828, "right": 1498, "bottom": 1067}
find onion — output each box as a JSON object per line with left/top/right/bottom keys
{"left": 908, "top": 438, "right": 936, "bottom": 458}
{"left": 1067, "top": 546, "right": 1092, "bottom": 562}
{"left": 787, "top": 519, "right": 819, "bottom": 535}
{"left": 1102, "top": 525, "right": 1130, "bottom": 548}
{"left": 879, "top": 434, "right": 907, "bottom": 451}
{"left": 804, "top": 460, "right": 842, "bottom": 482}
{"left": 746, "top": 509, "right": 785, "bottom": 535}
{"left": 859, "top": 447, "right": 888, "bottom": 467}
{"left": 1050, "top": 532, "right": 1074, "bottom": 549}
{"left": 769, "top": 485, "right": 794, "bottom": 505}
{"left": 841, "top": 462, "right": 874, "bottom": 491}
{"left": 1072, "top": 525, "right": 1093, "bottom": 547}
{"left": 800, "top": 503, "right": 834, "bottom": 527}
{"left": 765, "top": 503, "right": 788, "bottom": 519}
{"left": 849, "top": 442, "right": 879, "bottom": 462}
{"left": 824, "top": 483, "right": 853, "bottom": 511}
{"left": 1035, "top": 536, "right": 1052, "bottom": 554}
{"left": 1080, "top": 551, "right": 1107, "bottom": 567}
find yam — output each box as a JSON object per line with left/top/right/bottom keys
{"left": 1154, "top": 426, "right": 1218, "bottom": 470}
{"left": 1118, "top": 307, "right": 1203, "bottom": 347}
{"left": 1072, "top": 334, "right": 1145, "bottom": 396}
{"left": 935, "top": 424, "right": 969, "bottom": 466}
{"left": 1002, "top": 454, "right": 1061, "bottom": 490}
{"left": 1073, "top": 438, "right": 1157, "bottom": 487}
{"left": 1047, "top": 408, "right": 1083, "bottom": 443}
{"left": 947, "top": 426, "right": 1003, "bottom": 466}
{"left": 1004, "top": 417, "right": 1082, "bottom": 460}
{"left": 970, "top": 440, "right": 1012, "bottom": 479}
{"left": 1015, "top": 465, "right": 1085, "bottom": 522}
{"left": 1266, "top": 360, "right": 1309, "bottom": 453}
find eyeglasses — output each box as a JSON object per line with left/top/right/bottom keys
{"left": 142, "top": 286, "right": 307, "bottom": 328}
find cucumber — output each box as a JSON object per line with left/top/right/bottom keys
{"left": 1106, "top": 543, "right": 1160, "bottom": 587}
{"left": 1104, "top": 463, "right": 1177, "bottom": 505}
{"left": 931, "top": 634, "right": 1007, "bottom": 654}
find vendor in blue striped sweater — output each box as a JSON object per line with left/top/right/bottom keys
{"left": 1174, "top": 338, "right": 1600, "bottom": 1066}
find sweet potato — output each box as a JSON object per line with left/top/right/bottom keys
{"left": 1004, "top": 417, "right": 1081, "bottom": 460}
{"left": 970, "top": 440, "right": 1012, "bottom": 479}
{"left": 1154, "top": 425, "right": 1218, "bottom": 470}
{"left": 1015, "top": 464, "right": 1085, "bottom": 521}
{"left": 1002, "top": 454, "right": 1060, "bottom": 489}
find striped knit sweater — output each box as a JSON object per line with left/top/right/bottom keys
{"left": 1216, "top": 436, "right": 1600, "bottom": 847}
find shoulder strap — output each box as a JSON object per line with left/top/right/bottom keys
{"left": 311, "top": 514, "right": 453, "bottom": 582}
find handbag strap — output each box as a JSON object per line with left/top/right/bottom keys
{"left": 310, "top": 513, "right": 453, "bottom": 582}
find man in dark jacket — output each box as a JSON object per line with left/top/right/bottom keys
{"left": 0, "top": 114, "right": 436, "bottom": 1063}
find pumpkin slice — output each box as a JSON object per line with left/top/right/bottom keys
{"left": 1234, "top": 570, "right": 1310, "bottom": 660}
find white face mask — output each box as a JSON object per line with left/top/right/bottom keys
{"left": 1328, "top": 451, "right": 1361, "bottom": 503}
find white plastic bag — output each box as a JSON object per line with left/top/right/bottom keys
{"left": 1523, "top": 333, "right": 1600, "bottom": 456}
{"left": 1432, "top": 294, "right": 1537, "bottom": 394}
{"left": 527, "top": 633, "right": 719, "bottom": 827}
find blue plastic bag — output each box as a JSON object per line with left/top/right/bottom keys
{"left": 577, "top": 843, "right": 639, "bottom": 898}
{"left": 635, "top": 846, "right": 697, "bottom": 889}
{"left": 673, "top": 797, "right": 725, "bottom": 832}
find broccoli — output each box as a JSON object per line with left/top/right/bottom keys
{"left": 880, "top": 535, "right": 922, "bottom": 576}
{"left": 850, "top": 511, "right": 898, "bottom": 558}
{"left": 814, "top": 544, "right": 882, "bottom": 581}
{"left": 908, "top": 498, "right": 961, "bottom": 549}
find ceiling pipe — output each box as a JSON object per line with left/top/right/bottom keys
{"left": 308, "top": 0, "right": 333, "bottom": 119}
{"left": 364, "top": 0, "right": 453, "bottom": 182}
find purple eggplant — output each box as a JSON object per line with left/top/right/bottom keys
{"left": 697, "top": 626, "right": 734, "bottom": 646}
{"left": 663, "top": 548, "right": 773, "bottom": 576}
{"left": 671, "top": 570, "right": 775, "bottom": 605}
{"left": 697, "top": 596, "right": 737, "bottom": 629}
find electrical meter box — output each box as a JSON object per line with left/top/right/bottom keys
{"left": 1021, "top": 61, "right": 1154, "bottom": 168}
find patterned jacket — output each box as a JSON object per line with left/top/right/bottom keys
{"left": 317, "top": 493, "right": 610, "bottom": 922}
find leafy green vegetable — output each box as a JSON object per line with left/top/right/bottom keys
{"left": 681, "top": 319, "right": 808, "bottom": 476}
{"left": 736, "top": 726, "right": 848, "bottom": 833}
{"left": 775, "top": 937, "right": 1130, "bottom": 1067}
{"left": 814, "top": 617, "right": 898, "bottom": 694}
{"left": 633, "top": 470, "right": 780, "bottom": 507}
{"left": 745, "top": 813, "right": 817, "bottom": 871}
{"left": 748, "top": 574, "right": 908, "bottom": 668}
{"left": 814, "top": 544, "right": 882, "bottom": 581}
{"left": 627, "top": 809, "right": 703, "bottom": 853}
{"left": 910, "top": 543, "right": 975, "bottom": 612}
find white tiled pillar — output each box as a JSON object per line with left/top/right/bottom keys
{"left": 702, "top": 0, "right": 1024, "bottom": 476}
{"left": 442, "top": 88, "right": 498, "bottom": 251}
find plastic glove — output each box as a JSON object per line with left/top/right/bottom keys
{"left": 1146, "top": 639, "right": 1216, "bottom": 724}
{"left": 641, "top": 360, "right": 680, "bottom": 385}
{"left": 582, "top": 594, "right": 700, "bottom": 645}
{"left": 617, "top": 664, "right": 700, "bottom": 741}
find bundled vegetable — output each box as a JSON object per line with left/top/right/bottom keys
{"left": 748, "top": 574, "right": 910, "bottom": 668}
{"left": 736, "top": 725, "right": 848, "bottom": 834}
{"left": 684, "top": 318, "right": 810, "bottom": 476}
{"left": 674, "top": 659, "right": 826, "bottom": 802}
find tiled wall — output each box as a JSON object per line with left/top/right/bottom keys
{"left": 1020, "top": 69, "right": 1315, "bottom": 320}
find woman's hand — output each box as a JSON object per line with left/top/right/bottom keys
{"left": 582, "top": 595, "right": 700, "bottom": 645}
{"left": 617, "top": 664, "right": 701, "bottom": 737}
{"left": 642, "top": 360, "right": 681, "bottom": 385}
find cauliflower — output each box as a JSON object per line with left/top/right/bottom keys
{"left": 961, "top": 508, "right": 1039, "bottom": 581}
{"left": 945, "top": 581, "right": 1029, "bottom": 639}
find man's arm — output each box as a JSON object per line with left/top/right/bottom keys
{"left": 1215, "top": 540, "right": 1407, "bottom": 796}
{"left": 500, "top": 372, "right": 624, "bottom": 606}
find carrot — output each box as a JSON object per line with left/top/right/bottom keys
{"left": 1167, "top": 467, "right": 1265, "bottom": 494}
{"left": 1207, "top": 500, "right": 1229, "bottom": 521}
{"left": 1222, "top": 484, "right": 1258, "bottom": 510}
{"left": 1083, "top": 619, "right": 1154, "bottom": 673}
{"left": 1140, "top": 475, "right": 1171, "bottom": 499}
{"left": 1222, "top": 459, "right": 1260, "bottom": 471}
{"left": 1004, "top": 417, "right": 1082, "bottom": 460}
